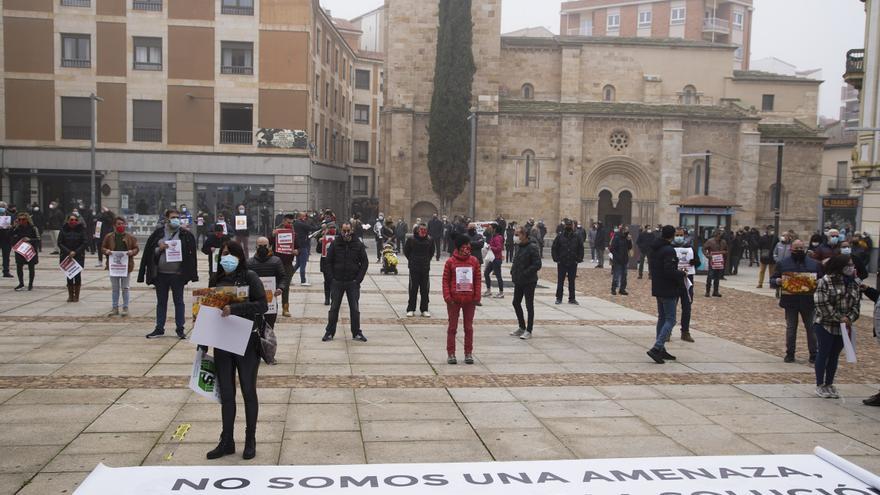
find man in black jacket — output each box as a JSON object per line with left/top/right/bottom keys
{"left": 594, "top": 221, "right": 608, "bottom": 268}
{"left": 323, "top": 222, "right": 369, "bottom": 342}
{"left": 636, "top": 226, "right": 655, "bottom": 279}
{"left": 610, "top": 226, "right": 632, "bottom": 295}
{"left": 551, "top": 218, "right": 584, "bottom": 305}
{"left": 769, "top": 239, "right": 820, "bottom": 363}
{"left": 647, "top": 225, "right": 686, "bottom": 364}
{"left": 427, "top": 214, "right": 444, "bottom": 261}
{"left": 510, "top": 225, "right": 542, "bottom": 340}
{"left": 403, "top": 223, "right": 435, "bottom": 317}
{"left": 292, "top": 212, "right": 320, "bottom": 286}
{"left": 247, "top": 236, "right": 288, "bottom": 332}
{"left": 139, "top": 208, "right": 199, "bottom": 339}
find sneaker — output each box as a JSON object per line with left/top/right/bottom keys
{"left": 863, "top": 393, "right": 880, "bottom": 406}
{"left": 301, "top": 282, "right": 311, "bottom": 287}
{"left": 406, "top": 311, "right": 415, "bottom": 317}
{"left": 106, "top": 308, "right": 119, "bottom": 317}
{"left": 510, "top": 328, "right": 526, "bottom": 337}
{"left": 94, "top": 261, "right": 103, "bottom": 268}
{"left": 681, "top": 332, "right": 694, "bottom": 343}
{"left": 493, "top": 293, "right": 504, "bottom": 299}
{"left": 555, "top": 299, "right": 562, "bottom": 305}
{"left": 421, "top": 311, "right": 431, "bottom": 317}
{"left": 176, "top": 328, "right": 186, "bottom": 340}
{"left": 482, "top": 290, "right": 492, "bottom": 297}
{"left": 826, "top": 385, "right": 840, "bottom": 399}
{"left": 647, "top": 348, "right": 665, "bottom": 364}
{"left": 568, "top": 300, "right": 579, "bottom": 305}
{"left": 816, "top": 385, "right": 831, "bottom": 398}
{"left": 120, "top": 307, "right": 129, "bottom": 317}
{"left": 3, "top": 273, "right": 13, "bottom": 278}
{"left": 464, "top": 354, "right": 474, "bottom": 364}
{"left": 322, "top": 333, "right": 334, "bottom": 342}
{"left": 660, "top": 349, "right": 676, "bottom": 361}
{"left": 712, "top": 293, "right": 722, "bottom": 298}
{"left": 447, "top": 355, "right": 457, "bottom": 365}
{"left": 475, "top": 301, "right": 482, "bottom": 306}
{"left": 519, "top": 331, "right": 532, "bottom": 340}
{"left": 619, "top": 290, "right": 629, "bottom": 296}
{"left": 784, "top": 354, "right": 795, "bottom": 363}
{"left": 611, "top": 289, "right": 617, "bottom": 295}
{"left": 14, "top": 284, "right": 25, "bottom": 291}
{"left": 145, "top": 329, "right": 165, "bottom": 339}
{"left": 353, "top": 332, "right": 368, "bottom": 342}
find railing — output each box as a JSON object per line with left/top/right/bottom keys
{"left": 62, "top": 125, "right": 91, "bottom": 140}
{"left": 134, "top": 61, "right": 162, "bottom": 71}
{"left": 133, "top": 0, "right": 162, "bottom": 11}
{"left": 846, "top": 49, "right": 865, "bottom": 74}
{"left": 221, "top": 65, "right": 253, "bottom": 75}
{"left": 62, "top": 58, "right": 91, "bottom": 68}
{"left": 828, "top": 180, "right": 851, "bottom": 194}
{"left": 133, "top": 128, "right": 162, "bottom": 142}
{"left": 61, "top": 0, "right": 90, "bottom": 7}
{"left": 703, "top": 17, "right": 730, "bottom": 33}
{"left": 221, "top": 5, "right": 253, "bottom": 15}
{"left": 220, "top": 130, "right": 252, "bottom": 145}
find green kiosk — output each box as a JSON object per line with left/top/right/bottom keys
{"left": 676, "top": 195, "right": 740, "bottom": 274}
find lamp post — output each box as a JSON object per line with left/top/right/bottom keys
{"left": 756, "top": 142, "right": 785, "bottom": 235}
{"left": 467, "top": 110, "right": 477, "bottom": 220}
{"left": 89, "top": 93, "right": 104, "bottom": 214}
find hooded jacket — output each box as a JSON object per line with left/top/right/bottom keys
{"left": 442, "top": 248, "right": 482, "bottom": 305}
{"left": 510, "top": 239, "right": 541, "bottom": 286}
{"left": 247, "top": 252, "right": 288, "bottom": 293}
{"left": 551, "top": 230, "right": 584, "bottom": 266}
{"left": 649, "top": 237, "right": 685, "bottom": 298}
{"left": 325, "top": 234, "right": 369, "bottom": 283}
{"left": 58, "top": 222, "right": 88, "bottom": 265}
{"left": 403, "top": 233, "right": 435, "bottom": 271}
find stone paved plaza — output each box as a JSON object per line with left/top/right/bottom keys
{"left": 1, "top": 256, "right": 879, "bottom": 494}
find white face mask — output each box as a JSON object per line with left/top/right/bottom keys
{"left": 513, "top": 236, "right": 520, "bottom": 244}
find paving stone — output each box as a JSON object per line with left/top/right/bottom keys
{"left": 13, "top": 472, "right": 88, "bottom": 495}
{"left": 42, "top": 452, "right": 146, "bottom": 473}
{"left": 596, "top": 385, "right": 665, "bottom": 399}
{"left": 0, "top": 423, "right": 85, "bottom": 446}
{"left": 364, "top": 440, "right": 491, "bottom": 463}
{"left": 5, "top": 389, "right": 124, "bottom": 405}
{"left": 764, "top": 397, "right": 875, "bottom": 424}
{"left": 652, "top": 384, "right": 752, "bottom": 399}
{"left": 285, "top": 403, "right": 359, "bottom": 431}
{"left": 0, "top": 404, "right": 107, "bottom": 424}
{"left": 0, "top": 446, "right": 62, "bottom": 473}
{"left": 508, "top": 386, "right": 605, "bottom": 402}
{"left": 143, "top": 442, "right": 281, "bottom": 465}
{"left": 85, "top": 403, "right": 182, "bottom": 433}
{"left": 525, "top": 400, "right": 633, "bottom": 419}
{"left": 0, "top": 473, "right": 33, "bottom": 495}
{"left": 280, "top": 431, "right": 365, "bottom": 465}
{"left": 678, "top": 397, "right": 787, "bottom": 416}
{"left": 657, "top": 425, "right": 767, "bottom": 455}
{"left": 61, "top": 432, "right": 161, "bottom": 455}
{"left": 355, "top": 388, "right": 452, "bottom": 404}
{"left": 357, "top": 402, "right": 463, "bottom": 421}
{"left": 477, "top": 427, "right": 575, "bottom": 461}
{"left": 157, "top": 421, "right": 284, "bottom": 445}
{"left": 459, "top": 402, "right": 543, "bottom": 429}
{"left": 615, "top": 399, "right": 713, "bottom": 425}
{"left": 448, "top": 387, "right": 517, "bottom": 402}
{"left": 709, "top": 414, "right": 834, "bottom": 434}
{"left": 289, "top": 388, "right": 355, "bottom": 404}
{"left": 743, "top": 432, "right": 880, "bottom": 455}
{"left": 543, "top": 417, "right": 658, "bottom": 437}
{"left": 562, "top": 435, "right": 693, "bottom": 458}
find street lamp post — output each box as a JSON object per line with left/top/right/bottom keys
{"left": 756, "top": 142, "right": 785, "bottom": 235}
{"left": 89, "top": 93, "right": 104, "bottom": 214}
{"left": 467, "top": 111, "right": 477, "bottom": 220}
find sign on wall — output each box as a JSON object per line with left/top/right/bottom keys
{"left": 256, "top": 129, "right": 309, "bottom": 149}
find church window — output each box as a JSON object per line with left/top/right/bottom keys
{"left": 522, "top": 83, "right": 534, "bottom": 100}
{"left": 681, "top": 85, "right": 698, "bottom": 105}
{"left": 519, "top": 150, "right": 539, "bottom": 188}
{"left": 603, "top": 85, "right": 615, "bottom": 102}
{"left": 609, "top": 130, "right": 629, "bottom": 152}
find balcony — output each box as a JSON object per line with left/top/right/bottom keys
{"left": 133, "top": 0, "right": 162, "bottom": 11}
{"left": 844, "top": 49, "right": 865, "bottom": 91}
{"left": 61, "top": 125, "right": 91, "bottom": 140}
{"left": 61, "top": 0, "right": 90, "bottom": 6}
{"left": 220, "top": 130, "right": 252, "bottom": 145}
{"left": 134, "top": 61, "right": 162, "bottom": 71}
{"left": 703, "top": 17, "right": 730, "bottom": 35}
{"left": 221, "top": 65, "right": 253, "bottom": 75}
{"left": 61, "top": 58, "right": 91, "bottom": 68}
{"left": 221, "top": 5, "right": 253, "bottom": 15}
{"left": 133, "top": 128, "right": 162, "bottom": 142}
{"left": 828, "top": 179, "right": 851, "bottom": 195}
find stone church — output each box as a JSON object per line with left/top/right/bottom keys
{"left": 379, "top": 0, "right": 824, "bottom": 233}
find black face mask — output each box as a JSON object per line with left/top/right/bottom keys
{"left": 256, "top": 246, "right": 270, "bottom": 259}
{"left": 468, "top": 228, "right": 476, "bottom": 236}
{"left": 565, "top": 226, "right": 573, "bottom": 232}
{"left": 791, "top": 251, "right": 806, "bottom": 262}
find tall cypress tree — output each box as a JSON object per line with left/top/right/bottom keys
{"left": 427, "top": 0, "right": 476, "bottom": 214}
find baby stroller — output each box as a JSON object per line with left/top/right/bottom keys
{"left": 380, "top": 243, "right": 399, "bottom": 274}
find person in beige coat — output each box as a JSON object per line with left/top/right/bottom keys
{"left": 101, "top": 216, "right": 140, "bottom": 317}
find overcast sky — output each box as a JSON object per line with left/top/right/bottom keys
{"left": 320, "top": 0, "right": 866, "bottom": 119}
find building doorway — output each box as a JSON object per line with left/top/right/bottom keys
{"left": 597, "top": 190, "right": 632, "bottom": 228}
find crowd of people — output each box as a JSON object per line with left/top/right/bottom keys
{"left": 3, "top": 201, "right": 880, "bottom": 461}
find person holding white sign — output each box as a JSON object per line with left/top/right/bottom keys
{"left": 234, "top": 204, "right": 250, "bottom": 259}
{"left": 138, "top": 208, "right": 199, "bottom": 339}
{"left": 101, "top": 217, "right": 139, "bottom": 317}
{"left": 207, "top": 240, "right": 268, "bottom": 461}
{"left": 271, "top": 214, "right": 298, "bottom": 317}
{"left": 442, "top": 235, "right": 482, "bottom": 364}
{"left": 58, "top": 214, "right": 88, "bottom": 303}
{"left": 247, "top": 236, "right": 286, "bottom": 330}
{"left": 0, "top": 201, "right": 13, "bottom": 278}
{"left": 702, "top": 230, "right": 727, "bottom": 298}
{"left": 812, "top": 254, "right": 861, "bottom": 399}
{"left": 11, "top": 212, "right": 39, "bottom": 291}
{"left": 673, "top": 228, "right": 698, "bottom": 343}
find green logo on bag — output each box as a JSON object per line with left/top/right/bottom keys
{"left": 198, "top": 359, "right": 216, "bottom": 392}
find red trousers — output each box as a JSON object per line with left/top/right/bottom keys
{"left": 446, "top": 302, "right": 475, "bottom": 356}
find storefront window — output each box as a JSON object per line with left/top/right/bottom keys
{"left": 196, "top": 183, "right": 275, "bottom": 237}
{"left": 119, "top": 181, "right": 176, "bottom": 235}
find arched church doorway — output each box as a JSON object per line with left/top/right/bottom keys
{"left": 597, "top": 190, "right": 633, "bottom": 228}
{"left": 411, "top": 201, "right": 438, "bottom": 224}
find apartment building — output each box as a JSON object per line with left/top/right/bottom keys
{"left": 559, "top": 0, "right": 753, "bottom": 70}
{"left": 0, "top": 0, "right": 372, "bottom": 233}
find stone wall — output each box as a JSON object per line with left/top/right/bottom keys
{"left": 754, "top": 139, "right": 824, "bottom": 235}
{"left": 499, "top": 47, "right": 562, "bottom": 101}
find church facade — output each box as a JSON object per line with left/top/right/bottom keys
{"left": 379, "top": 0, "right": 824, "bottom": 233}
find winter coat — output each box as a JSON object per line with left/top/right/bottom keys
{"left": 649, "top": 238, "right": 685, "bottom": 298}
{"left": 593, "top": 226, "right": 608, "bottom": 249}
{"left": 101, "top": 232, "right": 139, "bottom": 273}
{"left": 636, "top": 230, "right": 655, "bottom": 255}
{"left": 11, "top": 224, "right": 39, "bottom": 265}
{"left": 551, "top": 231, "right": 584, "bottom": 266}
{"left": 427, "top": 218, "right": 444, "bottom": 238}
{"left": 294, "top": 219, "right": 320, "bottom": 248}
{"left": 610, "top": 233, "right": 632, "bottom": 265}
{"left": 137, "top": 226, "right": 199, "bottom": 286}
{"left": 469, "top": 232, "right": 486, "bottom": 265}
{"left": 510, "top": 240, "right": 541, "bottom": 286}
{"left": 773, "top": 241, "right": 792, "bottom": 263}
{"left": 247, "top": 254, "right": 288, "bottom": 293}
{"left": 487, "top": 233, "right": 503, "bottom": 260}
{"left": 395, "top": 222, "right": 409, "bottom": 240}
{"left": 403, "top": 234, "right": 435, "bottom": 271}
{"left": 209, "top": 269, "right": 268, "bottom": 330}
{"left": 325, "top": 235, "right": 369, "bottom": 283}
{"left": 770, "top": 255, "right": 822, "bottom": 311}
{"left": 442, "top": 248, "right": 482, "bottom": 305}
{"left": 57, "top": 223, "right": 88, "bottom": 265}
{"left": 202, "top": 233, "right": 231, "bottom": 273}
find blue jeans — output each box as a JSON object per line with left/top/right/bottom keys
{"left": 154, "top": 272, "right": 186, "bottom": 331}
{"left": 611, "top": 263, "right": 627, "bottom": 291}
{"left": 292, "top": 243, "right": 310, "bottom": 283}
{"left": 814, "top": 323, "right": 844, "bottom": 386}
{"left": 653, "top": 296, "right": 678, "bottom": 350}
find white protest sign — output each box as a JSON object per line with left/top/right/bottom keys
{"left": 93, "top": 220, "right": 102, "bottom": 238}
{"left": 73, "top": 450, "right": 880, "bottom": 495}
{"left": 165, "top": 240, "right": 183, "bottom": 263}
{"left": 675, "top": 247, "right": 695, "bottom": 275}
{"left": 108, "top": 251, "right": 129, "bottom": 277}
{"left": 275, "top": 229, "right": 294, "bottom": 255}
{"left": 60, "top": 257, "right": 83, "bottom": 280}
{"left": 13, "top": 239, "right": 36, "bottom": 262}
{"left": 190, "top": 305, "right": 253, "bottom": 356}
{"left": 235, "top": 215, "right": 248, "bottom": 231}
{"left": 218, "top": 222, "right": 228, "bottom": 235}
{"left": 259, "top": 277, "right": 277, "bottom": 315}
{"left": 455, "top": 266, "right": 473, "bottom": 293}
{"left": 0, "top": 216, "right": 10, "bottom": 228}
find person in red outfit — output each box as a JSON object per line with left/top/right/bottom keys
{"left": 442, "top": 235, "right": 482, "bottom": 365}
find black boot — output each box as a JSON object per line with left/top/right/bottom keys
{"left": 206, "top": 434, "right": 235, "bottom": 460}
{"left": 243, "top": 429, "right": 256, "bottom": 460}
{"left": 28, "top": 268, "right": 35, "bottom": 290}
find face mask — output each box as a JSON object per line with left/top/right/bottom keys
{"left": 181, "top": 207, "right": 187, "bottom": 212}
{"left": 843, "top": 265, "right": 855, "bottom": 277}
{"left": 674, "top": 236, "right": 684, "bottom": 244}
{"left": 256, "top": 246, "right": 270, "bottom": 258}
{"left": 218, "top": 218, "right": 225, "bottom": 223}
{"left": 0, "top": 208, "right": 5, "bottom": 214}
{"left": 791, "top": 250, "right": 806, "bottom": 260}
{"left": 239, "top": 209, "right": 245, "bottom": 214}
{"left": 115, "top": 225, "right": 125, "bottom": 233}
{"left": 169, "top": 218, "right": 181, "bottom": 229}
{"left": 49, "top": 205, "right": 55, "bottom": 210}
{"left": 220, "top": 255, "right": 239, "bottom": 273}
{"left": 460, "top": 245, "right": 472, "bottom": 256}
{"left": 33, "top": 207, "right": 39, "bottom": 212}
{"left": 68, "top": 220, "right": 78, "bottom": 227}
{"left": 829, "top": 236, "right": 839, "bottom": 245}
{"left": 419, "top": 228, "right": 427, "bottom": 237}
{"left": 841, "top": 247, "right": 852, "bottom": 255}
{"left": 72, "top": 211, "right": 79, "bottom": 216}
{"left": 513, "top": 235, "right": 520, "bottom": 244}
{"left": 342, "top": 231, "right": 352, "bottom": 241}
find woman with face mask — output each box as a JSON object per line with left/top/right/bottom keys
{"left": 206, "top": 241, "right": 268, "bottom": 461}
{"left": 812, "top": 254, "right": 860, "bottom": 399}
{"left": 839, "top": 241, "right": 868, "bottom": 280}
{"left": 11, "top": 212, "right": 39, "bottom": 291}
{"left": 58, "top": 214, "right": 88, "bottom": 302}
{"left": 441, "top": 234, "right": 482, "bottom": 365}
{"left": 246, "top": 236, "right": 286, "bottom": 332}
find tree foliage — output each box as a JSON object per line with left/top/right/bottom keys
{"left": 427, "top": 0, "right": 476, "bottom": 213}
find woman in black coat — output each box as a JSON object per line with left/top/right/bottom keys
{"left": 206, "top": 240, "right": 268, "bottom": 461}
{"left": 11, "top": 212, "right": 39, "bottom": 291}
{"left": 58, "top": 214, "right": 88, "bottom": 302}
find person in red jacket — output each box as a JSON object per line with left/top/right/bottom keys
{"left": 443, "top": 235, "right": 482, "bottom": 365}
